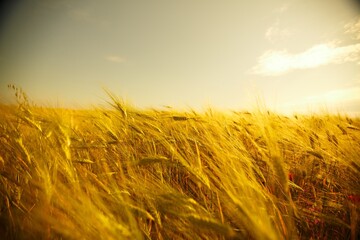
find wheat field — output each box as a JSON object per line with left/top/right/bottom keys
{"left": 0, "top": 87, "right": 359, "bottom": 239}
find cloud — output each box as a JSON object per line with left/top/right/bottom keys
{"left": 305, "top": 87, "right": 360, "bottom": 104}
{"left": 105, "top": 55, "right": 126, "bottom": 63}
{"left": 69, "top": 8, "right": 109, "bottom": 26}
{"left": 251, "top": 42, "right": 360, "bottom": 76}
{"left": 274, "top": 3, "right": 289, "bottom": 13}
{"left": 265, "top": 21, "right": 291, "bottom": 42}
{"left": 344, "top": 17, "right": 360, "bottom": 40}
{"left": 279, "top": 87, "right": 360, "bottom": 115}
{"left": 69, "top": 9, "right": 92, "bottom": 22}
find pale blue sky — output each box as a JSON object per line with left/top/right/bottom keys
{"left": 1, "top": 0, "right": 360, "bottom": 114}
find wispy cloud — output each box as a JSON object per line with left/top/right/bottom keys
{"left": 279, "top": 87, "right": 360, "bottom": 115}
{"left": 305, "top": 87, "right": 360, "bottom": 104}
{"left": 265, "top": 21, "right": 291, "bottom": 42}
{"left": 69, "top": 9, "right": 92, "bottom": 22}
{"left": 274, "top": 3, "right": 289, "bottom": 13}
{"left": 69, "top": 8, "right": 109, "bottom": 26}
{"left": 344, "top": 17, "right": 360, "bottom": 40}
{"left": 105, "top": 55, "right": 126, "bottom": 63}
{"left": 251, "top": 42, "right": 360, "bottom": 76}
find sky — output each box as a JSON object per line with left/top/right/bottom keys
{"left": 0, "top": 0, "right": 360, "bottom": 115}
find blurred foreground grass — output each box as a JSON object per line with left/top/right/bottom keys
{"left": 0, "top": 87, "right": 359, "bottom": 239}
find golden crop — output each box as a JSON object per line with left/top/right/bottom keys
{"left": 0, "top": 88, "right": 359, "bottom": 239}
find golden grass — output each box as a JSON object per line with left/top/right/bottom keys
{"left": 0, "top": 87, "right": 359, "bottom": 239}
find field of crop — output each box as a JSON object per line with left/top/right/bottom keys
{"left": 0, "top": 87, "right": 359, "bottom": 239}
